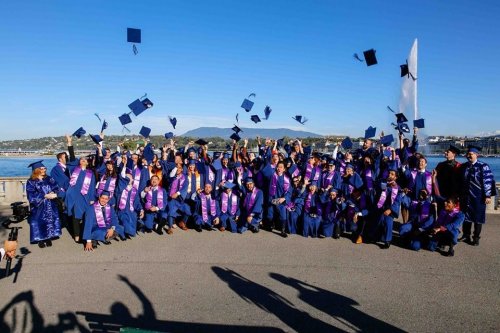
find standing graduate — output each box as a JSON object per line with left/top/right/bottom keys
{"left": 26, "top": 161, "right": 62, "bottom": 248}
{"left": 266, "top": 161, "right": 292, "bottom": 237}
{"left": 459, "top": 146, "right": 496, "bottom": 246}
{"left": 166, "top": 164, "right": 190, "bottom": 231}
{"left": 116, "top": 167, "right": 144, "bottom": 238}
{"left": 95, "top": 160, "right": 119, "bottom": 207}
{"left": 434, "top": 145, "right": 462, "bottom": 202}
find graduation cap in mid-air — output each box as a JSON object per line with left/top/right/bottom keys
{"left": 195, "top": 139, "right": 208, "bottom": 146}
{"left": 354, "top": 48, "right": 378, "bottom": 66}
{"left": 341, "top": 137, "right": 353, "bottom": 150}
{"left": 89, "top": 134, "right": 103, "bottom": 145}
{"left": 127, "top": 28, "right": 141, "bottom": 55}
{"left": 72, "top": 127, "right": 86, "bottom": 139}
{"left": 380, "top": 134, "right": 394, "bottom": 147}
{"left": 232, "top": 125, "right": 242, "bottom": 134}
{"left": 164, "top": 132, "right": 174, "bottom": 139}
{"left": 119, "top": 113, "right": 132, "bottom": 126}
{"left": 241, "top": 93, "right": 256, "bottom": 112}
{"left": 169, "top": 116, "right": 177, "bottom": 129}
{"left": 364, "top": 126, "right": 376, "bottom": 139}
{"left": 128, "top": 94, "right": 153, "bottom": 116}
{"left": 230, "top": 132, "right": 241, "bottom": 142}
{"left": 250, "top": 115, "right": 261, "bottom": 123}
{"left": 413, "top": 118, "right": 425, "bottom": 129}
{"left": 264, "top": 106, "right": 272, "bottom": 120}
{"left": 400, "top": 60, "right": 417, "bottom": 81}
{"left": 139, "top": 126, "right": 151, "bottom": 139}
{"left": 101, "top": 120, "right": 108, "bottom": 133}
{"left": 292, "top": 115, "right": 308, "bottom": 125}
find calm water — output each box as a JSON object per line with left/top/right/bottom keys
{"left": 1, "top": 156, "right": 500, "bottom": 180}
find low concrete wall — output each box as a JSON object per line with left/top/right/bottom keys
{"left": 0, "top": 177, "right": 28, "bottom": 205}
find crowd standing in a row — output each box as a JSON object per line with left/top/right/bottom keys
{"left": 25, "top": 129, "right": 496, "bottom": 256}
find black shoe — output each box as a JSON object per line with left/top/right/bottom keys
{"left": 471, "top": 238, "right": 480, "bottom": 246}
{"left": 251, "top": 227, "right": 259, "bottom": 234}
{"left": 196, "top": 226, "right": 203, "bottom": 232}
{"left": 381, "top": 242, "right": 391, "bottom": 249}
{"left": 102, "top": 240, "right": 112, "bottom": 245}
{"left": 459, "top": 235, "right": 471, "bottom": 243}
{"left": 91, "top": 240, "right": 98, "bottom": 248}
{"left": 447, "top": 247, "right": 455, "bottom": 257}
{"left": 280, "top": 231, "right": 288, "bottom": 238}
{"left": 333, "top": 233, "right": 340, "bottom": 239}
{"left": 38, "top": 241, "right": 46, "bottom": 248}
{"left": 45, "top": 240, "right": 53, "bottom": 247}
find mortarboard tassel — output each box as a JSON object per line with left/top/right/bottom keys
{"left": 133, "top": 44, "right": 138, "bottom": 55}
{"left": 353, "top": 53, "right": 364, "bottom": 62}
{"left": 94, "top": 113, "right": 102, "bottom": 123}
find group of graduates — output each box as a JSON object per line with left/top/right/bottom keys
{"left": 24, "top": 129, "right": 496, "bottom": 256}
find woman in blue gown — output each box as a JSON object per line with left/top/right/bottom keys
{"left": 26, "top": 161, "right": 62, "bottom": 248}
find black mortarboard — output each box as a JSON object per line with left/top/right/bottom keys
{"left": 164, "top": 132, "right": 174, "bottom": 139}
{"left": 89, "top": 134, "right": 103, "bottom": 145}
{"left": 72, "top": 127, "right": 86, "bottom": 138}
{"left": 101, "top": 120, "right": 108, "bottom": 132}
{"left": 395, "top": 113, "right": 408, "bottom": 124}
{"left": 400, "top": 61, "right": 409, "bottom": 77}
{"left": 380, "top": 134, "right": 394, "bottom": 147}
{"left": 354, "top": 49, "right": 377, "bottom": 66}
{"left": 447, "top": 145, "right": 461, "bottom": 155}
{"left": 195, "top": 139, "right": 208, "bottom": 146}
{"left": 232, "top": 125, "right": 242, "bottom": 134}
{"left": 264, "top": 106, "right": 272, "bottom": 120}
{"left": 139, "top": 126, "right": 151, "bottom": 138}
{"left": 129, "top": 97, "right": 153, "bottom": 116}
{"left": 119, "top": 113, "right": 132, "bottom": 126}
{"left": 413, "top": 118, "right": 425, "bottom": 129}
{"left": 169, "top": 116, "right": 177, "bottom": 129}
{"left": 127, "top": 28, "right": 141, "bottom": 43}
{"left": 241, "top": 99, "right": 254, "bottom": 112}
{"left": 364, "top": 126, "right": 376, "bottom": 139}
{"left": 250, "top": 115, "right": 261, "bottom": 123}
{"left": 28, "top": 160, "right": 45, "bottom": 171}
{"left": 292, "top": 115, "right": 308, "bottom": 125}
{"left": 230, "top": 133, "right": 241, "bottom": 142}
{"left": 341, "top": 137, "right": 353, "bottom": 150}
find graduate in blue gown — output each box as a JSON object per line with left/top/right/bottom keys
{"left": 65, "top": 156, "right": 96, "bottom": 242}
{"left": 83, "top": 191, "right": 124, "bottom": 251}
{"left": 399, "top": 189, "right": 436, "bottom": 251}
{"left": 320, "top": 189, "right": 342, "bottom": 238}
{"left": 219, "top": 182, "right": 240, "bottom": 233}
{"left": 302, "top": 181, "right": 322, "bottom": 238}
{"left": 116, "top": 168, "right": 144, "bottom": 237}
{"left": 428, "top": 196, "right": 464, "bottom": 256}
{"left": 194, "top": 183, "right": 221, "bottom": 231}
{"left": 166, "top": 165, "right": 190, "bottom": 231}
{"left": 286, "top": 176, "right": 306, "bottom": 235}
{"left": 238, "top": 178, "right": 264, "bottom": 233}
{"left": 266, "top": 161, "right": 292, "bottom": 237}
{"left": 142, "top": 175, "right": 168, "bottom": 233}
{"left": 26, "top": 161, "right": 62, "bottom": 247}
{"left": 95, "top": 160, "right": 119, "bottom": 207}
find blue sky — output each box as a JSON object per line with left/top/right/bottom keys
{"left": 1, "top": 0, "right": 499, "bottom": 140}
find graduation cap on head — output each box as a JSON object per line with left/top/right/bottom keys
{"left": 89, "top": 134, "right": 103, "bottom": 145}
{"left": 341, "top": 137, "right": 353, "bottom": 150}
{"left": 169, "top": 116, "right": 177, "bottom": 129}
{"left": 128, "top": 95, "right": 153, "bottom": 116}
{"left": 447, "top": 145, "right": 461, "bottom": 155}
{"left": 232, "top": 125, "right": 242, "bottom": 134}
{"left": 364, "top": 126, "right": 376, "bottom": 139}
{"left": 72, "top": 127, "right": 86, "bottom": 138}
{"left": 354, "top": 49, "right": 377, "bottom": 66}
{"left": 380, "top": 134, "right": 394, "bottom": 147}
{"left": 222, "top": 182, "right": 236, "bottom": 190}
{"left": 127, "top": 28, "right": 141, "bottom": 55}
{"left": 264, "top": 106, "right": 272, "bottom": 120}
{"left": 292, "top": 115, "right": 308, "bottom": 125}
{"left": 139, "top": 126, "right": 151, "bottom": 138}
{"left": 28, "top": 160, "right": 45, "bottom": 171}
{"left": 250, "top": 115, "right": 261, "bottom": 123}
{"left": 195, "top": 139, "right": 208, "bottom": 146}
{"left": 101, "top": 120, "right": 108, "bottom": 132}
{"left": 119, "top": 113, "right": 132, "bottom": 126}
{"left": 110, "top": 151, "right": 121, "bottom": 160}
{"left": 467, "top": 145, "right": 482, "bottom": 154}
{"left": 230, "top": 133, "right": 241, "bottom": 142}
{"left": 413, "top": 118, "right": 425, "bottom": 129}
{"left": 164, "top": 132, "right": 174, "bottom": 139}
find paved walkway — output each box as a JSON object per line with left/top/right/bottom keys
{"left": 0, "top": 205, "right": 499, "bottom": 333}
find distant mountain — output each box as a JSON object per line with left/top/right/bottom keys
{"left": 181, "top": 127, "right": 323, "bottom": 139}
{"left": 475, "top": 130, "right": 500, "bottom": 138}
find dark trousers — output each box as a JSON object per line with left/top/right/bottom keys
{"left": 462, "top": 222, "right": 482, "bottom": 239}
{"left": 70, "top": 217, "right": 82, "bottom": 239}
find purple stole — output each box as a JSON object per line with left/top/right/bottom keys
{"left": 132, "top": 167, "right": 141, "bottom": 190}
{"left": 305, "top": 164, "right": 320, "bottom": 181}
{"left": 97, "top": 175, "right": 117, "bottom": 197}
{"left": 325, "top": 201, "right": 338, "bottom": 219}
{"left": 169, "top": 175, "right": 185, "bottom": 197}
{"left": 291, "top": 167, "right": 300, "bottom": 178}
{"left": 305, "top": 193, "right": 315, "bottom": 213}
{"left": 208, "top": 166, "right": 215, "bottom": 183}
{"left": 363, "top": 169, "right": 374, "bottom": 190}
{"left": 145, "top": 187, "right": 164, "bottom": 210}
{"left": 118, "top": 186, "right": 138, "bottom": 211}
{"left": 411, "top": 200, "right": 431, "bottom": 220}
{"left": 322, "top": 172, "right": 335, "bottom": 188}
{"left": 69, "top": 167, "right": 92, "bottom": 195}
{"left": 221, "top": 192, "right": 238, "bottom": 215}
{"left": 339, "top": 160, "right": 348, "bottom": 175}
{"left": 436, "top": 208, "right": 459, "bottom": 227}
{"left": 94, "top": 203, "right": 111, "bottom": 228}
{"left": 269, "top": 173, "right": 290, "bottom": 196}
{"left": 200, "top": 193, "right": 216, "bottom": 222}
{"left": 411, "top": 170, "right": 432, "bottom": 195}
{"left": 377, "top": 185, "right": 399, "bottom": 209}
{"left": 244, "top": 189, "right": 258, "bottom": 212}
{"left": 222, "top": 167, "right": 234, "bottom": 182}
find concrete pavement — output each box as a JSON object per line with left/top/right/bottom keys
{"left": 0, "top": 206, "right": 499, "bottom": 333}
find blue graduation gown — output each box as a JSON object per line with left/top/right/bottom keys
{"left": 460, "top": 161, "right": 496, "bottom": 224}
{"left": 65, "top": 167, "right": 96, "bottom": 219}
{"left": 26, "top": 177, "right": 62, "bottom": 242}
{"left": 219, "top": 193, "right": 240, "bottom": 232}
{"left": 83, "top": 203, "right": 123, "bottom": 241}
